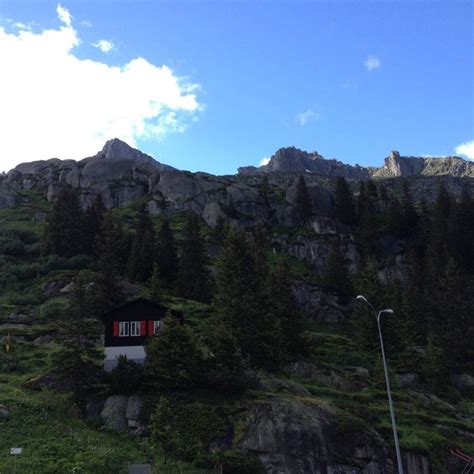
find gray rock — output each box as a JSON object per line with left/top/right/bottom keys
{"left": 452, "top": 373, "right": 474, "bottom": 389}
{"left": 33, "top": 335, "right": 53, "bottom": 345}
{"left": 291, "top": 280, "right": 349, "bottom": 322}
{"left": 396, "top": 373, "right": 420, "bottom": 389}
{"left": 239, "top": 146, "right": 369, "bottom": 179}
{"left": 100, "top": 395, "right": 129, "bottom": 432}
{"left": 239, "top": 397, "right": 430, "bottom": 474}
{"left": 258, "top": 377, "right": 310, "bottom": 396}
{"left": 373, "top": 150, "right": 474, "bottom": 178}
{"left": 0, "top": 404, "right": 9, "bottom": 418}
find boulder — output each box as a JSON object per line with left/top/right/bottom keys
{"left": 451, "top": 373, "right": 474, "bottom": 390}
{"left": 100, "top": 395, "right": 129, "bottom": 432}
{"left": 239, "top": 397, "right": 431, "bottom": 474}
{"left": 396, "top": 373, "right": 420, "bottom": 389}
{"left": 0, "top": 404, "right": 9, "bottom": 419}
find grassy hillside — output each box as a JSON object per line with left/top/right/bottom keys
{"left": 0, "top": 192, "right": 473, "bottom": 473}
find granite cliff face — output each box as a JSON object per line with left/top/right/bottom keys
{"left": 239, "top": 147, "right": 370, "bottom": 179}
{"left": 373, "top": 150, "right": 474, "bottom": 178}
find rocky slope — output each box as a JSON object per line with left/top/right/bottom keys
{"left": 238, "top": 146, "right": 370, "bottom": 179}
{"left": 373, "top": 151, "right": 474, "bottom": 178}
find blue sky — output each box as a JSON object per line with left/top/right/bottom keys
{"left": 0, "top": 1, "right": 472, "bottom": 174}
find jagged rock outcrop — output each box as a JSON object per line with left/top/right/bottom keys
{"left": 87, "top": 394, "right": 146, "bottom": 436}
{"left": 239, "top": 147, "right": 370, "bottom": 179}
{"left": 239, "top": 397, "right": 431, "bottom": 473}
{"left": 374, "top": 150, "right": 474, "bottom": 178}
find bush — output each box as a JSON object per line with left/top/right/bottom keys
{"left": 150, "top": 397, "right": 228, "bottom": 462}
{"left": 107, "top": 355, "right": 143, "bottom": 395}
{"left": 196, "top": 450, "right": 263, "bottom": 474}
{"left": 0, "top": 238, "right": 26, "bottom": 257}
{"left": 40, "top": 297, "right": 70, "bottom": 320}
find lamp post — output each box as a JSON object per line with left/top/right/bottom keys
{"left": 356, "top": 295, "right": 404, "bottom": 474}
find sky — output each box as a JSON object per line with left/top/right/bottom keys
{"left": 0, "top": 1, "right": 472, "bottom": 175}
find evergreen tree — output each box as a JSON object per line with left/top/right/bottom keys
{"left": 52, "top": 273, "right": 101, "bottom": 405}
{"left": 357, "top": 181, "right": 378, "bottom": 257}
{"left": 83, "top": 194, "right": 106, "bottom": 256}
{"left": 334, "top": 177, "right": 356, "bottom": 226}
{"left": 155, "top": 218, "right": 178, "bottom": 288}
{"left": 450, "top": 189, "right": 474, "bottom": 273}
{"left": 267, "top": 263, "right": 304, "bottom": 359}
{"left": 42, "top": 186, "right": 84, "bottom": 257}
{"left": 386, "top": 197, "right": 404, "bottom": 235}
{"left": 353, "top": 261, "right": 400, "bottom": 354}
{"left": 401, "top": 181, "right": 418, "bottom": 234}
{"left": 423, "top": 335, "right": 448, "bottom": 392}
{"left": 323, "top": 241, "right": 353, "bottom": 304}
{"left": 149, "top": 263, "right": 161, "bottom": 303}
{"left": 176, "top": 212, "right": 210, "bottom": 302}
{"left": 295, "top": 175, "right": 313, "bottom": 223}
{"left": 144, "top": 314, "right": 202, "bottom": 391}
{"left": 93, "top": 213, "right": 124, "bottom": 319}
{"left": 211, "top": 216, "right": 229, "bottom": 244}
{"left": 127, "top": 203, "right": 156, "bottom": 281}
{"left": 213, "top": 229, "right": 275, "bottom": 367}
{"left": 429, "top": 258, "right": 473, "bottom": 370}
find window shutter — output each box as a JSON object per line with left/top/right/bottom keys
{"left": 148, "top": 320, "right": 154, "bottom": 336}
{"left": 113, "top": 321, "right": 119, "bottom": 337}
{"left": 140, "top": 320, "right": 146, "bottom": 336}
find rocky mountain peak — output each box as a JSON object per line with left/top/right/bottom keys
{"left": 239, "top": 146, "right": 369, "bottom": 179}
{"left": 93, "top": 138, "right": 156, "bottom": 164}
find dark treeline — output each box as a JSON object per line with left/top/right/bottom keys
{"left": 328, "top": 177, "right": 474, "bottom": 381}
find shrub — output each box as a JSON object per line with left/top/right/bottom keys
{"left": 40, "top": 297, "right": 70, "bottom": 320}
{"left": 196, "top": 450, "right": 263, "bottom": 474}
{"left": 107, "top": 355, "right": 143, "bottom": 395}
{"left": 150, "top": 397, "right": 228, "bottom": 462}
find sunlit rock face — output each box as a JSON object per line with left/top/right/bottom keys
{"left": 374, "top": 150, "right": 474, "bottom": 178}
{"left": 239, "top": 146, "right": 370, "bottom": 179}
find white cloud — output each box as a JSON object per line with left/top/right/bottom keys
{"left": 295, "top": 109, "right": 319, "bottom": 126}
{"left": 0, "top": 5, "right": 200, "bottom": 172}
{"left": 93, "top": 39, "right": 115, "bottom": 53}
{"left": 364, "top": 56, "right": 381, "bottom": 71}
{"left": 455, "top": 140, "right": 474, "bottom": 160}
{"left": 260, "top": 157, "right": 270, "bottom": 166}
{"left": 56, "top": 4, "right": 72, "bottom": 27}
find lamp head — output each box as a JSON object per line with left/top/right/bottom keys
{"left": 356, "top": 295, "right": 368, "bottom": 303}
{"left": 380, "top": 308, "right": 394, "bottom": 315}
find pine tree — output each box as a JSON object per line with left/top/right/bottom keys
{"left": 267, "top": 263, "right": 304, "bottom": 359}
{"left": 144, "top": 314, "right": 202, "bottom": 391}
{"left": 334, "top": 177, "right": 356, "bottom": 226}
{"left": 149, "top": 263, "right": 161, "bottom": 303}
{"left": 42, "top": 186, "right": 84, "bottom": 257}
{"left": 401, "top": 181, "right": 418, "bottom": 234}
{"left": 295, "top": 176, "right": 313, "bottom": 223}
{"left": 450, "top": 189, "right": 474, "bottom": 273}
{"left": 52, "top": 273, "right": 101, "bottom": 405}
{"left": 357, "top": 181, "right": 378, "bottom": 257}
{"left": 323, "top": 241, "right": 353, "bottom": 304}
{"left": 429, "top": 258, "right": 473, "bottom": 370}
{"left": 93, "top": 213, "right": 124, "bottom": 319}
{"left": 353, "top": 261, "right": 400, "bottom": 354}
{"left": 83, "top": 194, "right": 106, "bottom": 256}
{"left": 176, "top": 212, "right": 210, "bottom": 302}
{"left": 155, "top": 218, "right": 178, "bottom": 288}
{"left": 127, "top": 203, "right": 156, "bottom": 281}
{"left": 423, "top": 335, "right": 448, "bottom": 392}
{"left": 213, "top": 229, "right": 269, "bottom": 366}
{"left": 386, "top": 197, "right": 404, "bottom": 235}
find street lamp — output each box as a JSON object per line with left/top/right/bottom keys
{"left": 356, "top": 295, "right": 404, "bottom": 474}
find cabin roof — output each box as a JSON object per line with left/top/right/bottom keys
{"left": 103, "top": 298, "right": 183, "bottom": 321}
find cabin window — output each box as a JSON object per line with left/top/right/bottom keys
{"left": 119, "top": 321, "right": 129, "bottom": 337}
{"left": 153, "top": 320, "right": 162, "bottom": 334}
{"left": 130, "top": 321, "right": 141, "bottom": 337}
